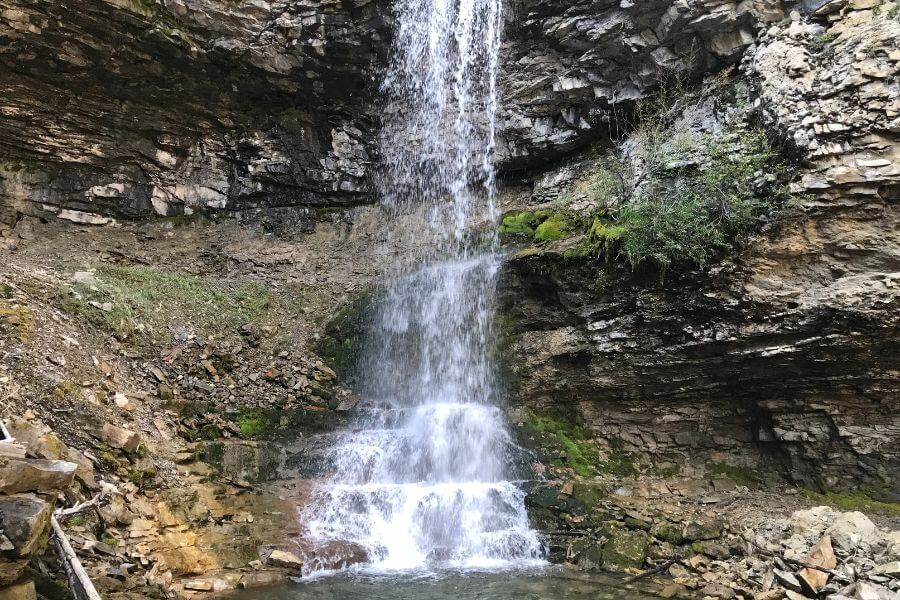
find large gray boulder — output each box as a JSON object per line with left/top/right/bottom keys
{"left": 0, "top": 457, "right": 77, "bottom": 495}
{"left": 824, "top": 511, "right": 881, "bottom": 551}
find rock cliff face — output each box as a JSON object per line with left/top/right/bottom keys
{"left": 0, "top": 0, "right": 388, "bottom": 222}
{"left": 498, "top": 1, "right": 899, "bottom": 490}
{"left": 0, "top": 0, "right": 797, "bottom": 221}
{"left": 498, "top": 0, "right": 786, "bottom": 168}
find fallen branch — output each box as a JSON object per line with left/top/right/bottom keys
{"left": 622, "top": 558, "right": 679, "bottom": 584}
{"left": 622, "top": 557, "right": 701, "bottom": 585}
{"left": 55, "top": 494, "right": 102, "bottom": 518}
{"left": 51, "top": 515, "right": 102, "bottom": 600}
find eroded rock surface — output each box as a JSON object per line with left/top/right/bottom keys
{"left": 497, "top": 0, "right": 787, "bottom": 168}
{"left": 498, "top": 1, "right": 899, "bottom": 490}
{"left": 0, "top": 0, "right": 388, "bottom": 220}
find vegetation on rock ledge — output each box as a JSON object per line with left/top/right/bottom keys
{"left": 572, "top": 128, "right": 791, "bottom": 273}
{"left": 501, "top": 81, "right": 796, "bottom": 278}
{"left": 60, "top": 265, "right": 271, "bottom": 341}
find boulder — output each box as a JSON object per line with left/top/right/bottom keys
{"left": 0, "top": 457, "right": 77, "bottom": 494}
{"left": 700, "top": 582, "right": 736, "bottom": 599}
{"left": 262, "top": 549, "right": 303, "bottom": 571}
{"left": 683, "top": 518, "right": 725, "bottom": 542}
{"left": 824, "top": 512, "right": 880, "bottom": 551}
{"left": 854, "top": 582, "right": 894, "bottom": 600}
{"left": 296, "top": 540, "right": 368, "bottom": 573}
{"left": 0, "top": 559, "right": 29, "bottom": 587}
{"left": 871, "top": 561, "right": 900, "bottom": 577}
{"left": 886, "top": 530, "right": 900, "bottom": 559}
{"left": 0, "top": 577, "right": 37, "bottom": 599}
{"left": 789, "top": 506, "right": 837, "bottom": 538}
{"left": 601, "top": 529, "right": 649, "bottom": 570}
{"left": 6, "top": 417, "right": 96, "bottom": 488}
{"left": 797, "top": 535, "right": 836, "bottom": 595}
{"left": 100, "top": 424, "right": 141, "bottom": 454}
{"left": 0, "top": 494, "right": 52, "bottom": 557}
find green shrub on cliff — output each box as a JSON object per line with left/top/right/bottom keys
{"left": 582, "top": 129, "right": 788, "bottom": 272}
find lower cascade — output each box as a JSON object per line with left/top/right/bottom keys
{"left": 301, "top": 257, "right": 545, "bottom": 572}
{"left": 300, "top": 0, "right": 544, "bottom": 572}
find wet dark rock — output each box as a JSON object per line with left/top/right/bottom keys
{"left": 0, "top": 494, "right": 52, "bottom": 558}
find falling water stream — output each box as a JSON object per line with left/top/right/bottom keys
{"left": 300, "top": 0, "right": 545, "bottom": 573}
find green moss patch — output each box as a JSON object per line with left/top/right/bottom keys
{"left": 60, "top": 266, "right": 271, "bottom": 341}
{"left": 533, "top": 212, "right": 575, "bottom": 242}
{"left": 526, "top": 415, "right": 600, "bottom": 477}
{"left": 499, "top": 210, "right": 550, "bottom": 238}
{"left": 602, "top": 528, "right": 649, "bottom": 570}
{"left": 599, "top": 456, "right": 637, "bottom": 477}
{"left": 317, "top": 291, "right": 373, "bottom": 383}
{"left": 803, "top": 487, "right": 900, "bottom": 516}
{"left": 235, "top": 411, "right": 265, "bottom": 439}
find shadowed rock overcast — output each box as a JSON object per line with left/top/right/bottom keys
{"left": 0, "top": 0, "right": 898, "bottom": 599}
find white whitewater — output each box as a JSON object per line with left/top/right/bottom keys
{"left": 301, "top": 0, "right": 544, "bottom": 573}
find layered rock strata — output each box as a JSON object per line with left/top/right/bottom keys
{"left": 0, "top": 0, "right": 388, "bottom": 221}
{"left": 499, "top": 1, "right": 899, "bottom": 490}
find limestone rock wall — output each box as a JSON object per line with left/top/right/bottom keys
{"left": 0, "top": 0, "right": 388, "bottom": 222}
{"left": 498, "top": 1, "right": 899, "bottom": 491}
{"left": 497, "top": 0, "right": 787, "bottom": 168}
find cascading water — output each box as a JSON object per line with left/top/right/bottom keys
{"left": 300, "top": 0, "right": 544, "bottom": 573}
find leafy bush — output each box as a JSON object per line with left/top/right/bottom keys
{"left": 584, "top": 129, "right": 789, "bottom": 272}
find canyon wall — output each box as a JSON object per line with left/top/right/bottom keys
{"left": 0, "top": 0, "right": 387, "bottom": 223}
{"left": 0, "top": 1, "right": 898, "bottom": 590}
{"left": 498, "top": 1, "right": 899, "bottom": 490}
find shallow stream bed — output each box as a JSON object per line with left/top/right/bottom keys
{"left": 225, "top": 568, "right": 661, "bottom": 600}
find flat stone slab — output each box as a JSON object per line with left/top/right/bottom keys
{"left": 0, "top": 494, "right": 53, "bottom": 558}
{"left": 0, "top": 457, "right": 77, "bottom": 494}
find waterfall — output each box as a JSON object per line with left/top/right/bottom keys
{"left": 300, "top": 0, "right": 545, "bottom": 573}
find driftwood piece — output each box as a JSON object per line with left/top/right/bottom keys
{"left": 622, "top": 557, "right": 702, "bottom": 585}
{"left": 51, "top": 515, "right": 102, "bottom": 600}
{"left": 55, "top": 494, "right": 102, "bottom": 517}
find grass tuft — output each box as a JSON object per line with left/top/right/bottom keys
{"left": 59, "top": 266, "right": 271, "bottom": 341}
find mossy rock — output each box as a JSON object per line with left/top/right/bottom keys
{"left": 525, "top": 414, "right": 600, "bottom": 477}
{"left": 652, "top": 520, "right": 685, "bottom": 545}
{"left": 682, "top": 518, "right": 725, "bottom": 542}
{"left": 527, "top": 506, "right": 563, "bottom": 531}
{"left": 524, "top": 484, "right": 564, "bottom": 510}
{"left": 533, "top": 212, "right": 575, "bottom": 242}
{"left": 602, "top": 528, "right": 650, "bottom": 571}
{"left": 571, "top": 537, "right": 605, "bottom": 571}
{"left": 316, "top": 291, "right": 373, "bottom": 383}
{"left": 581, "top": 507, "right": 620, "bottom": 529}
{"left": 570, "top": 482, "right": 606, "bottom": 510}
{"left": 498, "top": 210, "right": 550, "bottom": 238}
